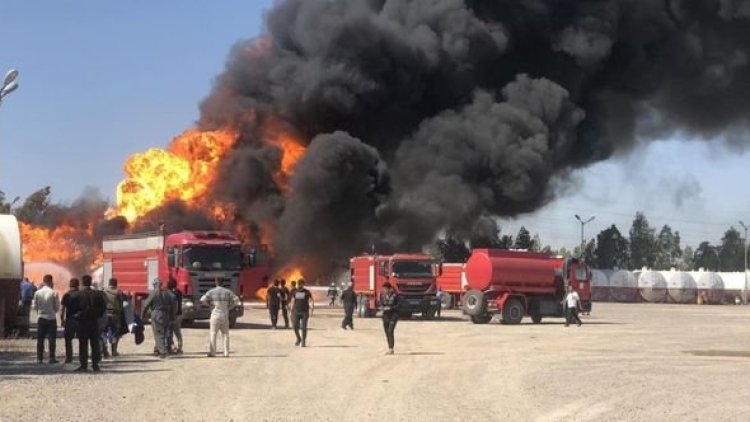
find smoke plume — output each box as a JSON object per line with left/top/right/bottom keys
{"left": 192, "top": 0, "right": 750, "bottom": 273}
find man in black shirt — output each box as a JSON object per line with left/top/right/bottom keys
{"left": 167, "top": 278, "right": 183, "bottom": 354}
{"left": 74, "top": 275, "right": 106, "bottom": 372}
{"left": 60, "top": 278, "right": 80, "bottom": 364}
{"left": 340, "top": 284, "right": 356, "bottom": 330}
{"left": 380, "top": 281, "right": 399, "bottom": 355}
{"left": 290, "top": 279, "right": 314, "bottom": 347}
{"left": 266, "top": 278, "right": 281, "bottom": 329}
{"left": 279, "top": 279, "right": 290, "bottom": 329}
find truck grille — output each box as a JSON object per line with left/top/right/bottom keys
{"left": 397, "top": 283, "right": 431, "bottom": 295}
{"left": 195, "top": 278, "right": 237, "bottom": 297}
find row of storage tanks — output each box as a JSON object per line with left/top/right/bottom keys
{"left": 591, "top": 269, "right": 749, "bottom": 304}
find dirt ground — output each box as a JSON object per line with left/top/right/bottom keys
{"left": 2, "top": 302, "right": 750, "bottom": 422}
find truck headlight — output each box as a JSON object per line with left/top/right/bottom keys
{"left": 184, "top": 300, "right": 194, "bottom": 309}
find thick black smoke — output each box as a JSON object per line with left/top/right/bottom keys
{"left": 197, "top": 0, "right": 750, "bottom": 273}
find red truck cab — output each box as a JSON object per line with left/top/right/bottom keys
{"left": 351, "top": 253, "right": 442, "bottom": 319}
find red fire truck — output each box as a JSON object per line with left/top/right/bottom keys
{"left": 436, "top": 263, "right": 467, "bottom": 309}
{"left": 462, "top": 249, "right": 592, "bottom": 324}
{"left": 351, "top": 253, "right": 442, "bottom": 319}
{"left": 103, "top": 230, "right": 269, "bottom": 327}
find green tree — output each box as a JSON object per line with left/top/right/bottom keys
{"left": 694, "top": 242, "right": 721, "bottom": 271}
{"left": 583, "top": 239, "right": 597, "bottom": 265}
{"left": 719, "top": 227, "right": 745, "bottom": 271}
{"left": 0, "top": 190, "right": 20, "bottom": 214}
{"left": 678, "top": 245, "right": 694, "bottom": 271}
{"left": 14, "top": 186, "right": 52, "bottom": 224}
{"left": 594, "top": 224, "right": 630, "bottom": 269}
{"left": 629, "top": 212, "right": 657, "bottom": 269}
{"left": 514, "top": 226, "right": 532, "bottom": 249}
{"left": 433, "top": 234, "right": 470, "bottom": 263}
{"left": 654, "top": 225, "right": 682, "bottom": 270}
{"left": 499, "top": 235, "right": 513, "bottom": 249}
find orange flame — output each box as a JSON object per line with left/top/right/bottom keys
{"left": 255, "top": 266, "right": 305, "bottom": 301}
{"left": 20, "top": 223, "right": 84, "bottom": 264}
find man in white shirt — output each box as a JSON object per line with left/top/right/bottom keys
{"left": 200, "top": 278, "right": 241, "bottom": 357}
{"left": 32, "top": 274, "right": 60, "bottom": 364}
{"left": 561, "top": 285, "right": 582, "bottom": 327}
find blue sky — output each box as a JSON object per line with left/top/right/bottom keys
{"left": 1, "top": 1, "right": 747, "bottom": 250}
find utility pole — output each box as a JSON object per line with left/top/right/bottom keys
{"left": 574, "top": 214, "right": 595, "bottom": 259}
{"left": 740, "top": 221, "right": 748, "bottom": 304}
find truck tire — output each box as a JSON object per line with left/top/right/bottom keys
{"left": 357, "top": 296, "right": 368, "bottom": 318}
{"left": 229, "top": 315, "right": 238, "bottom": 328}
{"left": 531, "top": 314, "right": 542, "bottom": 324}
{"left": 463, "top": 290, "right": 486, "bottom": 316}
{"left": 470, "top": 313, "right": 492, "bottom": 324}
{"left": 441, "top": 293, "right": 454, "bottom": 310}
{"left": 422, "top": 308, "right": 436, "bottom": 320}
{"left": 501, "top": 298, "right": 524, "bottom": 325}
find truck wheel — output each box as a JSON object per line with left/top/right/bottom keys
{"left": 501, "top": 298, "right": 524, "bottom": 325}
{"left": 229, "top": 316, "right": 238, "bottom": 328}
{"left": 422, "top": 308, "right": 436, "bottom": 320}
{"left": 441, "top": 294, "right": 454, "bottom": 310}
{"left": 357, "top": 297, "right": 368, "bottom": 318}
{"left": 463, "top": 290, "right": 486, "bottom": 316}
{"left": 470, "top": 313, "right": 492, "bottom": 324}
{"left": 531, "top": 314, "right": 542, "bottom": 324}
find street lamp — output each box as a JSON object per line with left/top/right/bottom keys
{"left": 740, "top": 221, "right": 748, "bottom": 304}
{"left": 574, "top": 214, "right": 595, "bottom": 258}
{"left": 0, "top": 69, "right": 19, "bottom": 105}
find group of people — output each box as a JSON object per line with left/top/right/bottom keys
{"left": 265, "top": 277, "right": 315, "bottom": 347}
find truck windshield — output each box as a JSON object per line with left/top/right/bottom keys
{"left": 574, "top": 267, "right": 588, "bottom": 280}
{"left": 184, "top": 246, "right": 242, "bottom": 271}
{"left": 391, "top": 261, "right": 433, "bottom": 278}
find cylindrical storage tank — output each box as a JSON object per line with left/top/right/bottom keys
{"left": 465, "top": 249, "right": 559, "bottom": 292}
{"left": 696, "top": 272, "right": 725, "bottom": 304}
{"left": 638, "top": 271, "right": 668, "bottom": 302}
{"left": 667, "top": 272, "right": 696, "bottom": 303}
{"left": 0, "top": 215, "right": 23, "bottom": 336}
{"left": 608, "top": 270, "right": 638, "bottom": 302}
{"left": 590, "top": 269, "right": 610, "bottom": 301}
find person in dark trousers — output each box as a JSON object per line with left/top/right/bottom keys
{"left": 561, "top": 285, "right": 583, "bottom": 327}
{"left": 380, "top": 281, "right": 399, "bottom": 355}
{"left": 267, "top": 278, "right": 281, "bottom": 329}
{"left": 102, "top": 278, "right": 127, "bottom": 357}
{"left": 279, "top": 279, "right": 290, "bottom": 329}
{"left": 141, "top": 279, "right": 176, "bottom": 359}
{"left": 290, "top": 279, "right": 314, "bottom": 347}
{"left": 340, "top": 284, "right": 356, "bottom": 330}
{"left": 166, "top": 278, "right": 183, "bottom": 354}
{"left": 60, "top": 278, "right": 80, "bottom": 364}
{"left": 32, "top": 274, "right": 60, "bottom": 364}
{"left": 74, "top": 275, "right": 106, "bottom": 372}
{"left": 327, "top": 283, "right": 338, "bottom": 306}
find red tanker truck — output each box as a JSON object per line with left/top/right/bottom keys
{"left": 103, "top": 230, "right": 270, "bottom": 327}
{"left": 462, "top": 249, "right": 592, "bottom": 324}
{"left": 351, "top": 253, "right": 442, "bottom": 319}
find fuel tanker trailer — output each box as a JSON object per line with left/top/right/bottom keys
{"left": 0, "top": 215, "right": 23, "bottom": 336}
{"left": 462, "top": 249, "right": 592, "bottom": 324}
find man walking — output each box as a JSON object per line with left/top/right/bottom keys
{"left": 380, "top": 281, "right": 400, "bottom": 355}
{"left": 166, "top": 278, "right": 183, "bottom": 354}
{"left": 32, "top": 274, "right": 60, "bottom": 364}
{"left": 327, "top": 283, "right": 338, "bottom": 306}
{"left": 266, "top": 278, "right": 281, "bottom": 329}
{"left": 142, "top": 279, "right": 176, "bottom": 359}
{"left": 102, "top": 278, "right": 127, "bottom": 357}
{"left": 75, "top": 275, "right": 106, "bottom": 372}
{"left": 279, "top": 279, "right": 290, "bottom": 329}
{"left": 200, "top": 278, "right": 241, "bottom": 357}
{"left": 562, "top": 285, "right": 583, "bottom": 327}
{"left": 340, "top": 283, "right": 356, "bottom": 330}
{"left": 60, "top": 278, "right": 80, "bottom": 364}
{"left": 290, "top": 279, "right": 314, "bottom": 347}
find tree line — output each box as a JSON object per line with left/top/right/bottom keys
{"left": 432, "top": 212, "right": 748, "bottom": 272}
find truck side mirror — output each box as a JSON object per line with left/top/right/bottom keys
{"left": 247, "top": 250, "right": 257, "bottom": 268}
{"left": 167, "top": 248, "right": 176, "bottom": 268}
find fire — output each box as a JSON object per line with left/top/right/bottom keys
{"left": 20, "top": 223, "right": 85, "bottom": 264}
{"left": 255, "top": 266, "right": 305, "bottom": 301}
{"left": 277, "top": 135, "right": 306, "bottom": 176}
{"left": 112, "top": 127, "right": 239, "bottom": 222}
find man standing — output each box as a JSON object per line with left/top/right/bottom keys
{"left": 327, "top": 283, "right": 338, "bottom": 306}
{"left": 290, "top": 279, "right": 314, "bottom": 347}
{"left": 200, "top": 278, "right": 241, "bottom": 357}
{"left": 340, "top": 283, "right": 356, "bottom": 330}
{"left": 102, "top": 278, "right": 127, "bottom": 357}
{"left": 75, "top": 275, "right": 106, "bottom": 372}
{"left": 141, "top": 279, "right": 176, "bottom": 359}
{"left": 32, "top": 274, "right": 60, "bottom": 364}
{"left": 166, "top": 278, "right": 183, "bottom": 354}
{"left": 266, "top": 278, "right": 281, "bottom": 329}
{"left": 278, "top": 279, "right": 290, "bottom": 329}
{"left": 60, "top": 278, "right": 80, "bottom": 364}
{"left": 562, "top": 285, "right": 583, "bottom": 327}
{"left": 436, "top": 287, "right": 445, "bottom": 318}
{"left": 380, "top": 281, "right": 399, "bottom": 355}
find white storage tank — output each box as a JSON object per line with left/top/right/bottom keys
{"left": 667, "top": 271, "right": 697, "bottom": 303}
{"left": 590, "top": 269, "right": 610, "bottom": 301}
{"left": 695, "top": 272, "right": 725, "bottom": 304}
{"left": 638, "top": 271, "right": 668, "bottom": 302}
{"left": 608, "top": 270, "right": 638, "bottom": 302}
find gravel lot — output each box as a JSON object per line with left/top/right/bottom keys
{"left": 2, "top": 302, "right": 750, "bottom": 421}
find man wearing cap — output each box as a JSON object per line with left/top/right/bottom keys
{"left": 201, "top": 277, "right": 241, "bottom": 357}
{"left": 141, "top": 279, "right": 176, "bottom": 359}
{"left": 290, "top": 279, "right": 314, "bottom": 347}
{"left": 340, "top": 283, "right": 356, "bottom": 330}
{"left": 380, "top": 281, "right": 400, "bottom": 355}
